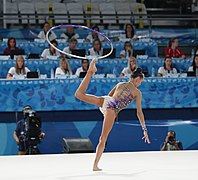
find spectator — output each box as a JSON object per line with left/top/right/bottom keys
{"left": 113, "top": 23, "right": 137, "bottom": 42}
{"left": 7, "top": 56, "right": 30, "bottom": 79}
{"left": 37, "top": 22, "right": 57, "bottom": 41}
{"left": 120, "top": 41, "right": 133, "bottom": 59}
{"left": 60, "top": 26, "right": 79, "bottom": 41}
{"left": 88, "top": 38, "right": 103, "bottom": 57}
{"left": 120, "top": 56, "right": 137, "bottom": 77}
{"left": 75, "top": 59, "right": 89, "bottom": 78}
{"left": 85, "top": 25, "right": 105, "bottom": 43}
{"left": 40, "top": 39, "right": 61, "bottom": 59}
{"left": 13, "top": 105, "right": 45, "bottom": 155}
{"left": 3, "top": 37, "right": 24, "bottom": 56}
{"left": 55, "top": 56, "right": 72, "bottom": 78}
{"left": 160, "top": 130, "right": 183, "bottom": 151}
{"left": 188, "top": 54, "right": 198, "bottom": 76}
{"left": 165, "top": 38, "right": 185, "bottom": 58}
{"left": 158, "top": 56, "right": 177, "bottom": 77}
{"left": 119, "top": 23, "right": 137, "bottom": 41}
{"left": 63, "top": 38, "right": 78, "bottom": 58}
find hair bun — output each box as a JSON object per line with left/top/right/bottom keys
{"left": 135, "top": 67, "right": 142, "bottom": 74}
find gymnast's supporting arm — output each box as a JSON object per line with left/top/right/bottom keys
{"left": 136, "top": 91, "right": 150, "bottom": 143}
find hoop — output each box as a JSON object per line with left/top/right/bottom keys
{"left": 46, "top": 24, "right": 114, "bottom": 60}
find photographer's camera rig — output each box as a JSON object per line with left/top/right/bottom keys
{"left": 23, "top": 108, "right": 42, "bottom": 155}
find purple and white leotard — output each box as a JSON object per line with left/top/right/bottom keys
{"left": 99, "top": 83, "right": 134, "bottom": 116}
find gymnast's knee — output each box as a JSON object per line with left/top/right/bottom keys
{"left": 99, "top": 136, "right": 107, "bottom": 146}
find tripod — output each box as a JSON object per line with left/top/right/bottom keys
{"left": 25, "top": 137, "right": 41, "bottom": 155}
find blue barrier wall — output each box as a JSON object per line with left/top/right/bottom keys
{"left": 0, "top": 78, "right": 197, "bottom": 112}
{"left": 1, "top": 119, "right": 198, "bottom": 155}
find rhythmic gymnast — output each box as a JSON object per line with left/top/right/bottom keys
{"left": 75, "top": 59, "right": 150, "bottom": 171}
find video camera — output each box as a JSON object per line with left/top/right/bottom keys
{"left": 23, "top": 106, "right": 42, "bottom": 154}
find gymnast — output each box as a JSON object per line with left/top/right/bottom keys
{"left": 75, "top": 59, "right": 150, "bottom": 171}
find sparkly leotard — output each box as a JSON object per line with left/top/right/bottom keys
{"left": 99, "top": 82, "right": 135, "bottom": 116}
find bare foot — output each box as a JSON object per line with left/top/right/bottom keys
{"left": 93, "top": 165, "right": 102, "bottom": 171}
{"left": 88, "top": 59, "right": 97, "bottom": 73}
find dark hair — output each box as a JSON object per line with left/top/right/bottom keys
{"left": 49, "top": 39, "right": 58, "bottom": 47}
{"left": 7, "top": 37, "right": 16, "bottom": 49}
{"left": 69, "top": 38, "right": 78, "bottom": 43}
{"left": 43, "top": 21, "right": 50, "bottom": 27}
{"left": 125, "top": 23, "right": 135, "bottom": 38}
{"left": 163, "top": 56, "right": 173, "bottom": 70}
{"left": 131, "top": 68, "right": 144, "bottom": 79}
{"left": 81, "top": 59, "right": 89, "bottom": 64}
{"left": 168, "top": 37, "right": 177, "bottom": 48}
{"left": 93, "top": 38, "right": 102, "bottom": 50}
{"left": 91, "top": 25, "right": 99, "bottom": 31}
{"left": 192, "top": 55, "right": 198, "bottom": 72}
{"left": 124, "top": 41, "right": 132, "bottom": 50}
{"left": 169, "top": 130, "right": 176, "bottom": 138}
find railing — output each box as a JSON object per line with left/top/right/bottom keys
{"left": 0, "top": 13, "right": 198, "bottom": 28}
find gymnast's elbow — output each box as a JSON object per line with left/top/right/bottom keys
{"left": 75, "top": 90, "right": 83, "bottom": 100}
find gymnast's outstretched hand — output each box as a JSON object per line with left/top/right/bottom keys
{"left": 142, "top": 130, "right": 151, "bottom": 144}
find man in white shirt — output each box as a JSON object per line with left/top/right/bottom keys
{"left": 37, "top": 22, "right": 57, "bottom": 41}
{"left": 60, "top": 26, "right": 79, "bottom": 41}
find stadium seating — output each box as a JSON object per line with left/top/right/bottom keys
{"left": 52, "top": 2, "right": 68, "bottom": 24}
{"left": 4, "top": 2, "right": 19, "bottom": 25}
{"left": 66, "top": 3, "right": 84, "bottom": 24}
{"left": 18, "top": 2, "right": 36, "bottom": 24}
{"left": 4, "top": 1, "right": 144, "bottom": 27}
{"left": 99, "top": 3, "right": 117, "bottom": 26}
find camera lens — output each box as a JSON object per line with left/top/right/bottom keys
{"left": 168, "top": 136, "right": 175, "bottom": 142}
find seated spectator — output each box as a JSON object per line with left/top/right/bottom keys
{"left": 113, "top": 23, "right": 136, "bottom": 42}
{"left": 63, "top": 38, "right": 78, "bottom": 58}
{"left": 120, "top": 41, "right": 134, "bottom": 59}
{"left": 55, "top": 56, "right": 72, "bottom": 78}
{"left": 88, "top": 38, "right": 103, "bottom": 57}
{"left": 165, "top": 38, "right": 185, "bottom": 58}
{"left": 188, "top": 54, "right": 198, "bottom": 76}
{"left": 85, "top": 25, "right": 105, "bottom": 43}
{"left": 3, "top": 37, "right": 24, "bottom": 56}
{"left": 37, "top": 21, "right": 57, "bottom": 41}
{"left": 75, "top": 59, "right": 89, "bottom": 78}
{"left": 7, "top": 56, "right": 30, "bottom": 79}
{"left": 158, "top": 56, "right": 177, "bottom": 77}
{"left": 60, "top": 26, "right": 79, "bottom": 41}
{"left": 118, "top": 23, "right": 137, "bottom": 42}
{"left": 120, "top": 56, "right": 137, "bottom": 77}
{"left": 40, "top": 39, "right": 61, "bottom": 59}
{"left": 160, "top": 130, "right": 183, "bottom": 151}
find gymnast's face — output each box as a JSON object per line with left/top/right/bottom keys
{"left": 133, "top": 77, "right": 144, "bottom": 87}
